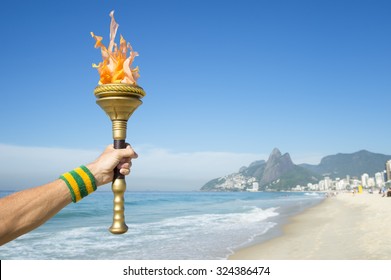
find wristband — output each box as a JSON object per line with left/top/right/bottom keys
{"left": 59, "top": 165, "right": 97, "bottom": 202}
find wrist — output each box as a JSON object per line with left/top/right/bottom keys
{"left": 85, "top": 162, "right": 104, "bottom": 187}
{"left": 59, "top": 165, "right": 97, "bottom": 203}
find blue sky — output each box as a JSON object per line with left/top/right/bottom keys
{"left": 0, "top": 0, "right": 390, "bottom": 190}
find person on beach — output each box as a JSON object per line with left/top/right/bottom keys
{"left": 381, "top": 186, "right": 386, "bottom": 197}
{"left": 0, "top": 144, "right": 138, "bottom": 246}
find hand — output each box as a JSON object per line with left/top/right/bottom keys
{"left": 86, "top": 144, "right": 138, "bottom": 186}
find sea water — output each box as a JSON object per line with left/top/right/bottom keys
{"left": 0, "top": 191, "right": 324, "bottom": 259}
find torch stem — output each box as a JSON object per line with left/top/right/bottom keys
{"left": 109, "top": 138, "right": 128, "bottom": 234}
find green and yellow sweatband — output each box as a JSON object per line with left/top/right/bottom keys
{"left": 59, "top": 165, "right": 97, "bottom": 202}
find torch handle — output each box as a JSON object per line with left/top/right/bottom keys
{"left": 113, "top": 140, "right": 126, "bottom": 179}
{"left": 109, "top": 139, "right": 128, "bottom": 234}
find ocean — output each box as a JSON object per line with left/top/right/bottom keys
{"left": 0, "top": 190, "right": 324, "bottom": 260}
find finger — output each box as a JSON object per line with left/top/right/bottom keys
{"left": 127, "top": 145, "right": 138, "bottom": 159}
{"left": 117, "top": 161, "right": 131, "bottom": 170}
{"left": 118, "top": 145, "right": 138, "bottom": 159}
{"left": 120, "top": 168, "right": 131, "bottom": 175}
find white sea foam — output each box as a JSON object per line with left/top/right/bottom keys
{"left": 0, "top": 191, "right": 323, "bottom": 260}
{"left": 0, "top": 206, "right": 279, "bottom": 260}
{"left": 304, "top": 192, "right": 322, "bottom": 196}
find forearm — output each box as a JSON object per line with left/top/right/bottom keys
{"left": 0, "top": 179, "right": 72, "bottom": 246}
{"left": 0, "top": 145, "right": 136, "bottom": 246}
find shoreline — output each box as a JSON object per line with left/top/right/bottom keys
{"left": 229, "top": 192, "right": 391, "bottom": 260}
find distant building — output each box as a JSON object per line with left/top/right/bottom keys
{"left": 386, "top": 160, "right": 391, "bottom": 182}
{"left": 361, "top": 173, "right": 369, "bottom": 187}
{"left": 375, "top": 172, "right": 385, "bottom": 188}
{"left": 336, "top": 178, "right": 348, "bottom": 190}
{"left": 368, "top": 177, "right": 375, "bottom": 188}
{"left": 324, "top": 177, "right": 332, "bottom": 190}
{"left": 247, "top": 182, "right": 259, "bottom": 192}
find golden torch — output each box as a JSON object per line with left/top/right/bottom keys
{"left": 91, "top": 11, "right": 146, "bottom": 234}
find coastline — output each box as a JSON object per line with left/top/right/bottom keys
{"left": 229, "top": 192, "right": 391, "bottom": 260}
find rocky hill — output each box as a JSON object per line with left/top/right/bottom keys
{"left": 201, "top": 149, "right": 391, "bottom": 191}
{"left": 201, "top": 148, "right": 320, "bottom": 191}
{"left": 300, "top": 150, "right": 391, "bottom": 178}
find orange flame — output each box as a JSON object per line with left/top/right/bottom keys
{"left": 91, "top": 11, "right": 140, "bottom": 85}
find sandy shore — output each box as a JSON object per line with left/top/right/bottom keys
{"left": 229, "top": 192, "right": 391, "bottom": 260}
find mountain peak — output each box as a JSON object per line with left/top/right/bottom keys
{"left": 271, "top": 148, "right": 282, "bottom": 157}
{"left": 267, "top": 148, "right": 282, "bottom": 163}
{"left": 266, "top": 148, "right": 293, "bottom": 165}
{"left": 261, "top": 148, "right": 294, "bottom": 185}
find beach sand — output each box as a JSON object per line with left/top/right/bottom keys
{"left": 229, "top": 192, "right": 391, "bottom": 260}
